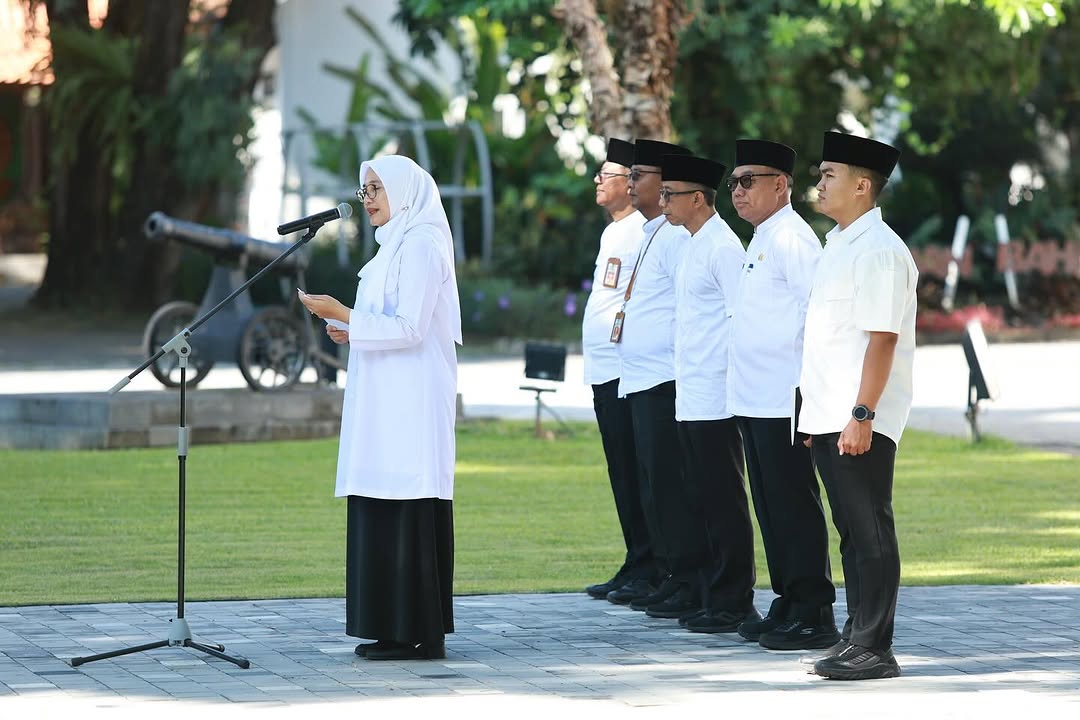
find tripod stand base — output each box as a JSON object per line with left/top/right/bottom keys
{"left": 71, "top": 617, "right": 250, "bottom": 669}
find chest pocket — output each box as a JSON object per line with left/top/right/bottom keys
{"left": 822, "top": 272, "right": 855, "bottom": 325}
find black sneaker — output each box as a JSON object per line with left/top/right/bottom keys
{"left": 687, "top": 607, "right": 762, "bottom": 634}
{"left": 586, "top": 567, "right": 630, "bottom": 599}
{"left": 758, "top": 618, "right": 841, "bottom": 650}
{"left": 645, "top": 585, "right": 700, "bottom": 619}
{"left": 800, "top": 639, "right": 850, "bottom": 668}
{"left": 629, "top": 576, "right": 679, "bottom": 611}
{"left": 606, "top": 577, "right": 655, "bottom": 605}
{"left": 813, "top": 644, "right": 901, "bottom": 680}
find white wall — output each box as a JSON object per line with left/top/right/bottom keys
{"left": 246, "top": 0, "right": 461, "bottom": 241}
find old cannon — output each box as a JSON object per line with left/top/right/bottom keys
{"left": 142, "top": 212, "right": 343, "bottom": 391}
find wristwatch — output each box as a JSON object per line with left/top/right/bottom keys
{"left": 852, "top": 405, "right": 875, "bottom": 422}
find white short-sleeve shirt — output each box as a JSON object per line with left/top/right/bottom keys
{"left": 582, "top": 210, "right": 645, "bottom": 385}
{"left": 617, "top": 216, "right": 691, "bottom": 397}
{"left": 798, "top": 207, "right": 919, "bottom": 445}
{"left": 674, "top": 213, "right": 746, "bottom": 421}
{"left": 726, "top": 204, "right": 822, "bottom": 418}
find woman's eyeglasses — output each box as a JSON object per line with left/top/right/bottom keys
{"left": 725, "top": 173, "right": 780, "bottom": 192}
{"left": 356, "top": 183, "right": 382, "bottom": 201}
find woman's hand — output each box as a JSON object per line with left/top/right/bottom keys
{"left": 298, "top": 291, "right": 350, "bottom": 324}
{"left": 326, "top": 326, "right": 349, "bottom": 345}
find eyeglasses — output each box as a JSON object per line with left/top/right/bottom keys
{"left": 659, "top": 188, "right": 701, "bottom": 202}
{"left": 356, "top": 183, "right": 382, "bottom": 201}
{"left": 725, "top": 173, "right": 780, "bottom": 192}
{"left": 595, "top": 170, "right": 631, "bottom": 182}
{"left": 629, "top": 169, "right": 662, "bottom": 182}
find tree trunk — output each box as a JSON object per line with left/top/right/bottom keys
{"left": 553, "top": 0, "right": 626, "bottom": 138}
{"left": 33, "top": 0, "right": 113, "bottom": 309}
{"left": 615, "top": 0, "right": 684, "bottom": 141}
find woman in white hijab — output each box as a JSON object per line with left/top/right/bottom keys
{"left": 299, "top": 155, "right": 462, "bottom": 661}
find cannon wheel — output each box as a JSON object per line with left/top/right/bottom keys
{"left": 238, "top": 307, "right": 308, "bottom": 392}
{"left": 143, "top": 301, "right": 215, "bottom": 388}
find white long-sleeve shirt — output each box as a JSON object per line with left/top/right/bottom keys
{"left": 674, "top": 214, "right": 746, "bottom": 421}
{"left": 337, "top": 228, "right": 458, "bottom": 500}
{"left": 617, "top": 216, "right": 691, "bottom": 397}
{"left": 582, "top": 210, "right": 645, "bottom": 385}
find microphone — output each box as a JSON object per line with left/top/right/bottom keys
{"left": 277, "top": 202, "right": 353, "bottom": 235}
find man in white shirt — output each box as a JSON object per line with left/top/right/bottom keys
{"left": 799, "top": 131, "right": 917, "bottom": 680}
{"left": 606, "top": 139, "right": 703, "bottom": 615}
{"left": 659, "top": 152, "right": 760, "bottom": 633}
{"left": 725, "top": 139, "right": 840, "bottom": 651}
{"left": 582, "top": 138, "right": 654, "bottom": 601}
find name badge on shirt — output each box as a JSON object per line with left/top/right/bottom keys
{"left": 610, "top": 310, "right": 625, "bottom": 343}
{"left": 603, "top": 257, "right": 622, "bottom": 288}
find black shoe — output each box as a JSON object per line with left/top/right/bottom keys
{"left": 758, "top": 618, "right": 841, "bottom": 650}
{"left": 354, "top": 640, "right": 393, "bottom": 657}
{"left": 645, "top": 585, "right": 700, "bottom": 619}
{"left": 606, "top": 577, "right": 655, "bottom": 605}
{"left": 687, "top": 607, "right": 762, "bottom": 634}
{"left": 629, "top": 576, "right": 679, "bottom": 611}
{"left": 813, "top": 644, "right": 901, "bottom": 680}
{"left": 677, "top": 608, "right": 707, "bottom": 627}
{"left": 366, "top": 640, "right": 446, "bottom": 661}
{"left": 799, "top": 638, "right": 850, "bottom": 668}
{"left": 737, "top": 610, "right": 785, "bottom": 641}
{"left": 586, "top": 567, "right": 630, "bottom": 599}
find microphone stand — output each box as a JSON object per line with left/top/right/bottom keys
{"left": 72, "top": 223, "right": 325, "bottom": 670}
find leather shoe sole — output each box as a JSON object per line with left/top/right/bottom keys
{"left": 366, "top": 641, "right": 446, "bottom": 661}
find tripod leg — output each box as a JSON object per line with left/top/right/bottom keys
{"left": 538, "top": 397, "right": 574, "bottom": 437}
{"left": 185, "top": 640, "right": 251, "bottom": 669}
{"left": 71, "top": 639, "right": 170, "bottom": 667}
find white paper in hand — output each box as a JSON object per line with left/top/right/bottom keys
{"left": 326, "top": 318, "right": 349, "bottom": 332}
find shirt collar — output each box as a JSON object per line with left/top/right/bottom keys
{"left": 825, "top": 206, "right": 882, "bottom": 246}
{"left": 642, "top": 214, "right": 668, "bottom": 234}
{"left": 754, "top": 202, "right": 794, "bottom": 236}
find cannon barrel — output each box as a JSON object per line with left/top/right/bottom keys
{"left": 143, "top": 212, "right": 307, "bottom": 271}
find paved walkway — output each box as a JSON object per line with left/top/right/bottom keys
{"left": 2, "top": 587, "right": 1079, "bottom": 718}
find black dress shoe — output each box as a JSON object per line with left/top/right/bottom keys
{"left": 677, "top": 608, "right": 707, "bottom": 627}
{"left": 645, "top": 585, "right": 700, "bottom": 619}
{"left": 737, "top": 611, "right": 783, "bottom": 641}
{"left": 366, "top": 640, "right": 446, "bottom": 661}
{"left": 687, "top": 607, "right": 762, "bottom": 634}
{"left": 354, "top": 640, "right": 393, "bottom": 657}
{"left": 628, "top": 576, "right": 679, "bottom": 611}
{"left": 606, "top": 577, "right": 655, "bottom": 605}
{"left": 758, "top": 618, "right": 841, "bottom": 650}
{"left": 813, "top": 644, "right": 901, "bottom": 680}
{"left": 586, "top": 568, "right": 630, "bottom": 599}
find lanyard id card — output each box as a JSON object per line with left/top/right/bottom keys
{"left": 609, "top": 219, "right": 667, "bottom": 344}
{"left": 610, "top": 310, "right": 625, "bottom": 343}
{"left": 603, "top": 257, "right": 622, "bottom": 288}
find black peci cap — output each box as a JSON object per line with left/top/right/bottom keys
{"left": 634, "top": 139, "right": 692, "bottom": 167}
{"left": 734, "top": 139, "right": 796, "bottom": 175}
{"left": 661, "top": 154, "right": 727, "bottom": 189}
{"left": 821, "top": 131, "right": 900, "bottom": 177}
{"left": 606, "top": 138, "right": 635, "bottom": 168}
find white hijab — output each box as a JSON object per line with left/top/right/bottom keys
{"left": 357, "top": 155, "right": 462, "bottom": 345}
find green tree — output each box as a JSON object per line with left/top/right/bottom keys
{"left": 31, "top": 0, "right": 275, "bottom": 310}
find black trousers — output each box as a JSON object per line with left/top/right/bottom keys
{"left": 627, "top": 381, "right": 709, "bottom": 582}
{"left": 814, "top": 432, "right": 900, "bottom": 651}
{"left": 677, "top": 418, "right": 755, "bottom": 612}
{"left": 740, "top": 416, "right": 835, "bottom": 620}
{"left": 592, "top": 379, "right": 655, "bottom": 580}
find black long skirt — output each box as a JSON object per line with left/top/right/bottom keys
{"left": 345, "top": 495, "right": 455, "bottom": 644}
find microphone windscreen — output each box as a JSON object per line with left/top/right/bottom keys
{"left": 337, "top": 202, "right": 354, "bottom": 219}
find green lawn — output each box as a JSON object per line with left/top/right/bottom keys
{"left": 0, "top": 422, "right": 1077, "bottom": 606}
